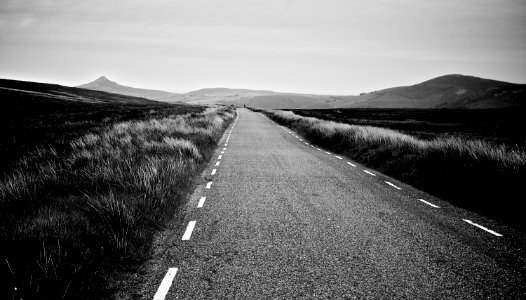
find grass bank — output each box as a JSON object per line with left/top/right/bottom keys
{"left": 254, "top": 108, "right": 525, "bottom": 231}
{"left": 1, "top": 106, "right": 235, "bottom": 299}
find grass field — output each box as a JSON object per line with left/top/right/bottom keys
{"left": 292, "top": 108, "right": 526, "bottom": 148}
{"left": 0, "top": 80, "right": 236, "bottom": 299}
{"left": 255, "top": 108, "right": 526, "bottom": 232}
{"left": 0, "top": 80, "right": 202, "bottom": 175}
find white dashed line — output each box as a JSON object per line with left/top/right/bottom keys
{"left": 334, "top": 156, "right": 343, "bottom": 160}
{"left": 206, "top": 181, "right": 213, "bottom": 189}
{"left": 363, "top": 170, "right": 376, "bottom": 176}
{"left": 218, "top": 155, "right": 222, "bottom": 160}
{"left": 325, "top": 151, "right": 331, "bottom": 155}
{"left": 417, "top": 199, "right": 440, "bottom": 208}
{"left": 153, "top": 268, "right": 178, "bottom": 300}
{"left": 385, "top": 181, "right": 402, "bottom": 190}
{"left": 211, "top": 169, "right": 217, "bottom": 175}
{"left": 182, "top": 221, "right": 196, "bottom": 240}
{"left": 299, "top": 139, "right": 303, "bottom": 141}
{"left": 346, "top": 162, "right": 356, "bottom": 167}
{"left": 215, "top": 161, "right": 220, "bottom": 166}
{"left": 463, "top": 219, "right": 502, "bottom": 237}
{"left": 197, "top": 196, "right": 206, "bottom": 208}
{"left": 223, "top": 147, "right": 226, "bottom": 151}
{"left": 317, "top": 148, "right": 322, "bottom": 151}
{"left": 221, "top": 151, "right": 225, "bottom": 154}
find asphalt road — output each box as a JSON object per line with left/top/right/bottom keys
{"left": 142, "top": 108, "right": 526, "bottom": 299}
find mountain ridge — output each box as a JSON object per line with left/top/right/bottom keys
{"left": 76, "top": 74, "right": 525, "bottom": 109}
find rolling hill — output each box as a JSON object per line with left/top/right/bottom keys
{"left": 1, "top": 78, "right": 165, "bottom": 105}
{"left": 185, "top": 74, "right": 526, "bottom": 109}
{"left": 76, "top": 74, "right": 525, "bottom": 109}
{"left": 313, "top": 74, "right": 526, "bottom": 109}
{"left": 77, "top": 76, "right": 182, "bottom": 102}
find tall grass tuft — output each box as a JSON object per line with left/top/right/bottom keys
{"left": 0, "top": 106, "right": 235, "bottom": 299}
{"left": 256, "top": 108, "right": 526, "bottom": 231}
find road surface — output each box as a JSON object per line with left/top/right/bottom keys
{"left": 142, "top": 108, "right": 525, "bottom": 299}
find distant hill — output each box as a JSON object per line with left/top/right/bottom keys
{"left": 76, "top": 74, "right": 525, "bottom": 109}
{"left": 239, "top": 94, "right": 337, "bottom": 109}
{"left": 77, "top": 76, "right": 181, "bottom": 102}
{"left": 206, "top": 74, "right": 526, "bottom": 109}
{"left": 313, "top": 74, "right": 526, "bottom": 109}
{"left": 186, "top": 87, "right": 277, "bottom": 97}
{"left": 182, "top": 87, "right": 338, "bottom": 108}
{"left": 1, "top": 78, "right": 164, "bottom": 105}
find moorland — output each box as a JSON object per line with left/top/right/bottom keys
{"left": 292, "top": 108, "right": 526, "bottom": 147}
{"left": 0, "top": 79, "right": 235, "bottom": 299}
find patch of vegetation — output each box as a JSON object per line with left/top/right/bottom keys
{"left": 0, "top": 81, "right": 202, "bottom": 175}
{"left": 292, "top": 108, "right": 526, "bottom": 148}
{"left": 254, "top": 108, "right": 526, "bottom": 232}
{"left": 1, "top": 80, "right": 236, "bottom": 299}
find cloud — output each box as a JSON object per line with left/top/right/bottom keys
{"left": 1, "top": 0, "right": 525, "bottom": 93}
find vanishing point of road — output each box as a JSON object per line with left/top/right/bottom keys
{"left": 143, "top": 108, "right": 525, "bottom": 299}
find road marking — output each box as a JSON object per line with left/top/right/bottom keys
{"left": 385, "top": 181, "right": 402, "bottom": 190}
{"left": 218, "top": 155, "right": 222, "bottom": 160}
{"left": 325, "top": 151, "right": 331, "bottom": 155}
{"left": 347, "top": 162, "right": 356, "bottom": 167}
{"left": 299, "top": 139, "right": 303, "bottom": 141}
{"left": 463, "top": 219, "right": 502, "bottom": 237}
{"left": 223, "top": 147, "right": 226, "bottom": 151}
{"left": 211, "top": 169, "right": 217, "bottom": 175}
{"left": 225, "top": 143, "right": 228, "bottom": 146}
{"left": 206, "top": 181, "right": 213, "bottom": 189}
{"left": 182, "top": 221, "right": 196, "bottom": 240}
{"left": 317, "top": 148, "right": 322, "bottom": 151}
{"left": 221, "top": 151, "right": 225, "bottom": 154}
{"left": 334, "top": 156, "right": 343, "bottom": 159}
{"left": 417, "top": 199, "right": 440, "bottom": 208}
{"left": 363, "top": 170, "right": 376, "bottom": 176}
{"left": 197, "top": 196, "right": 206, "bottom": 208}
{"left": 215, "top": 161, "right": 220, "bottom": 166}
{"left": 153, "top": 268, "right": 178, "bottom": 300}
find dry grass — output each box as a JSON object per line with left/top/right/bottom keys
{"left": 0, "top": 106, "right": 235, "bottom": 299}
{"left": 257, "top": 108, "right": 526, "bottom": 231}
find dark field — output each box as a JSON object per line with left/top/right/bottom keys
{"left": 292, "top": 108, "right": 526, "bottom": 148}
{"left": 0, "top": 79, "right": 235, "bottom": 299}
{"left": 0, "top": 79, "right": 201, "bottom": 174}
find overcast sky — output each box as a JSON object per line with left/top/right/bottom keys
{"left": 1, "top": 0, "right": 525, "bottom": 94}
